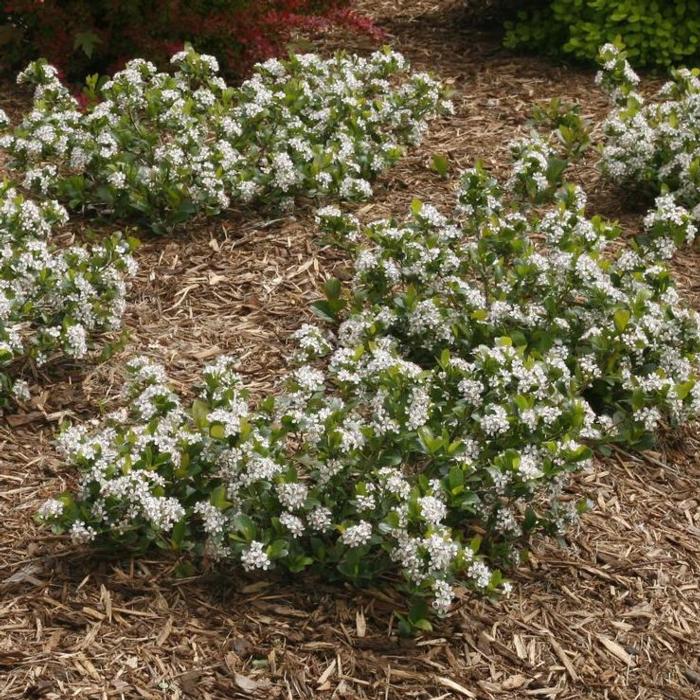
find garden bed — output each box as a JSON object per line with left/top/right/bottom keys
{"left": 1, "top": 1, "right": 699, "bottom": 698}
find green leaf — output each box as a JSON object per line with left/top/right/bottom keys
{"left": 74, "top": 31, "right": 102, "bottom": 59}
{"left": 431, "top": 153, "right": 450, "bottom": 178}
{"left": 324, "top": 277, "right": 342, "bottom": 300}
{"left": 311, "top": 298, "right": 345, "bottom": 322}
{"left": 171, "top": 519, "right": 187, "bottom": 549}
{"left": 287, "top": 555, "right": 314, "bottom": 573}
{"left": 210, "top": 484, "right": 232, "bottom": 510}
{"left": 210, "top": 423, "right": 227, "bottom": 439}
{"left": 439, "top": 348, "right": 451, "bottom": 368}
{"left": 546, "top": 156, "right": 568, "bottom": 186}
{"left": 417, "top": 426, "right": 443, "bottom": 454}
{"left": 267, "top": 539, "right": 289, "bottom": 559}
{"left": 231, "top": 514, "right": 257, "bottom": 541}
{"left": 412, "top": 618, "right": 433, "bottom": 631}
{"left": 675, "top": 380, "right": 695, "bottom": 400}
{"left": 613, "top": 308, "right": 631, "bottom": 333}
{"left": 174, "top": 561, "right": 196, "bottom": 578}
{"left": 448, "top": 466, "right": 464, "bottom": 489}
{"left": 192, "top": 399, "right": 210, "bottom": 428}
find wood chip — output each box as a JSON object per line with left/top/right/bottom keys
{"left": 549, "top": 636, "right": 579, "bottom": 682}
{"left": 598, "top": 635, "right": 634, "bottom": 665}
{"left": 436, "top": 676, "right": 476, "bottom": 698}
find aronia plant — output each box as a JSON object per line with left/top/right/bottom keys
{"left": 0, "top": 47, "right": 452, "bottom": 233}
{"left": 0, "top": 184, "right": 137, "bottom": 407}
{"left": 38, "top": 128, "right": 700, "bottom": 628}
{"left": 597, "top": 42, "right": 700, "bottom": 216}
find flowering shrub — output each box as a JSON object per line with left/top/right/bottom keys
{"left": 504, "top": 0, "right": 700, "bottom": 68}
{"left": 530, "top": 97, "right": 591, "bottom": 161}
{"left": 0, "top": 47, "right": 451, "bottom": 233}
{"left": 0, "top": 183, "right": 137, "bottom": 406}
{"left": 318, "top": 178, "right": 700, "bottom": 447}
{"left": 0, "top": 0, "right": 378, "bottom": 81}
{"left": 492, "top": 100, "right": 589, "bottom": 207}
{"left": 597, "top": 43, "right": 700, "bottom": 215}
{"left": 38, "top": 138, "right": 700, "bottom": 623}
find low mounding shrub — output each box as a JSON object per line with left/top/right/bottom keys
{"left": 0, "top": 47, "right": 451, "bottom": 233}
{"left": 0, "top": 0, "right": 378, "bottom": 81}
{"left": 39, "top": 134, "right": 700, "bottom": 625}
{"left": 0, "top": 183, "right": 137, "bottom": 407}
{"left": 597, "top": 43, "right": 700, "bottom": 214}
{"left": 504, "top": 0, "right": 700, "bottom": 68}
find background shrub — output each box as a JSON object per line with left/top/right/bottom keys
{"left": 503, "top": 0, "right": 700, "bottom": 68}
{"left": 0, "top": 183, "right": 137, "bottom": 406}
{"left": 0, "top": 0, "right": 378, "bottom": 81}
{"left": 596, "top": 43, "right": 700, "bottom": 212}
{"left": 0, "top": 47, "right": 451, "bottom": 233}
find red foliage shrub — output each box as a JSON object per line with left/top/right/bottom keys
{"left": 1, "top": 0, "right": 382, "bottom": 80}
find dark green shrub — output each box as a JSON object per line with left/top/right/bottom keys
{"left": 504, "top": 0, "right": 700, "bottom": 68}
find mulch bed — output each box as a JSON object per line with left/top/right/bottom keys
{"left": 1, "top": 1, "right": 699, "bottom": 698}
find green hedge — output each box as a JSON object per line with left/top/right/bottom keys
{"left": 503, "top": 0, "right": 700, "bottom": 68}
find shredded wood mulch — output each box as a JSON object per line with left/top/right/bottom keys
{"left": 1, "top": 1, "right": 699, "bottom": 697}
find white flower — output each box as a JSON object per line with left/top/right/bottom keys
{"left": 194, "top": 501, "right": 226, "bottom": 536}
{"left": 0, "top": 187, "right": 135, "bottom": 405}
{"left": 467, "top": 561, "right": 492, "bottom": 589}
{"left": 65, "top": 324, "right": 88, "bottom": 358}
{"left": 11, "top": 379, "right": 31, "bottom": 401}
{"left": 480, "top": 406, "right": 510, "bottom": 436}
{"left": 38, "top": 499, "right": 64, "bottom": 519}
{"left": 406, "top": 385, "right": 431, "bottom": 430}
{"left": 108, "top": 171, "right": 127, "bottom": 190}
{"left": 341, "top": 521, "right": 372, "bottom": 547}
{"left": 418, "top": 496, "right": 447, "bottom": 525}
{"left": 276, "top": 482, "right": 308, "bottom": 510}
{"left": 308, "top": 506, "right": 333, "bottom": 532}
{"left": 69, "top": 521, "right": 97, "bottom": 544}
{"left": 279, "top": 511, "right": 305, "bottom": 538}
{"left": 241, "top": 541, "right": 272, "bottom": 571}
{"left": 431, "top": 579, "right": 454, "bottom": 614}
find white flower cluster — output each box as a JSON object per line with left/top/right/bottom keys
{"left": 0, "top": 47, "right": 451, "bottom": 232}
{"left": 321, "top": 172, "right": 700, "bottom": 442}
{"left": 597, "top": 43, "right": 700, "bottom": 215}
{"left": 0, "top": 184, "right": 136, "bottom": 405}
{"left": 507, "top": 133, "right": 561, "bottom": 202}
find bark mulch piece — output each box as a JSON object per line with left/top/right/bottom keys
{"left": 1, "top": 1, "right": 699, "bottom": 698}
